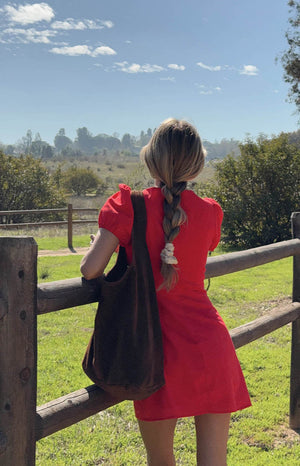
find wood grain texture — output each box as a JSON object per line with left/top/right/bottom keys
{"left": 0, "top": 237, "right": 37, "bottom": 466}
{"left": 290, "top": 212, "right": 300, "bottom": 431}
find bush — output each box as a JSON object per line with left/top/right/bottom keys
{"left": 202, "top": 134, "right": 300, "bottom": 248}
{"left": 0, "top": 151, "right": 65, "bottom": 223}
{"left": 62, "top": 167, "right": 104, "bottom": 196}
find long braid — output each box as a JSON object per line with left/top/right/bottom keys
{"left": 140, "top": 118, "right": 206, "bottom": 291}
{"left": 160, "top": 181, "right": 187, "bottom": 290}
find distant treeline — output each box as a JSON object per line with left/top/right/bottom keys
{"left": 0, "top": 126, "right": 242, "bottom": 161}
{"left": 1, "top": 126, "right": 300, "bottom": 162}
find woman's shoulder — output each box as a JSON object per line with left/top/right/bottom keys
{"left": 100, "top": 184, "right": 133, "bottom": 218}
{"left": 98, "top": 184, "right": 133, "bottom": 245}
{"left": 183, "top": 189, "right": 222, "bottom": 208}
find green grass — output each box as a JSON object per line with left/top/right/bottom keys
{"left": 37, "top": 234, "right": 91, "bottom": 251}
{"left": 35, "top": 245, "right": 299, "bottom": 465}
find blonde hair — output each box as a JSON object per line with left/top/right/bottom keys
{"left": 140, "top": 118, "right": 206, "bottom": 290}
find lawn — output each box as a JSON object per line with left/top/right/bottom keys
{"left": 34, "top": 239, "right": 299, "bottom": 465}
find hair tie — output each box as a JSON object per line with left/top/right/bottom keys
{"left": 160, "top": 242, "right": 178, "bottom": 265}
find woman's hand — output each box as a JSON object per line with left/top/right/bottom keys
{"left": 80, "top": 228, "right": 119, "bottom": 280}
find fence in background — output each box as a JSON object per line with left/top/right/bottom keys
{"left": 0, "top": 205, "right": 98, "bottom": 249}
{"left": 0, "top": 213, "right": 300, "bottom": 465}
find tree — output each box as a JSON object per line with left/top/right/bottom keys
{"left": 121, "top": 133, "right": 132, "bottom": 149}
{"left": 18, "top": 129, "right": 33, "bottom": 154}
{"left": 62, "top": 167, "right": 103, "bottom": 195}
{"left": 204, "top": 134, "right": 300, "bottom": 248}
{"left": 30, "top": 133, "right": 54, "bottom": 158}
{"left": 0, "top": 151, "right": 65, "bottom": 223}
{"left": 281, "top": 0, "right": 300, "bottom": 114}
{"left": 54, "top": 128, "right": 73, "bottom": 152}
{"left": 146, "top": 128, "right": 152, "bottom": 139}
{"left": 75, "top": 127, "right": 94, "bottom": 153}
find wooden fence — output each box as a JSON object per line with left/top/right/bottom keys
{"left": 0, "top": 212, "right": 300, "bottom": 465}
{"left": 0, "top": 205, "right": 98, "bottom": 249}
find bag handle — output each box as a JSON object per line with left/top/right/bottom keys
{"left": 130, "top": 191, "right": 150, "bottom": 268}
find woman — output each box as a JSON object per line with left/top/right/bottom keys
{"left": 80, "top": 118, "right": 251, "bottom": 465}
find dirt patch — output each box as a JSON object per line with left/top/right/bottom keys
{"left": 272, "top": 423, "right": 300, "bottom": 448}
{"left": 243, "top": 421, "right": 299, "bottom": 450}
{"left": 38, "top": 247, "right": 89, "bottom": 257}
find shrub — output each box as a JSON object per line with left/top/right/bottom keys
{"left": 201, "top": 134, "right": 300, "bottom": 248}
{"left": 0, "top": 151, "right": 65, "bottom": 223}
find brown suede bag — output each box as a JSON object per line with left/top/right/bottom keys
{"left": 82, "top": 191, "right": 165, "bottom": 400}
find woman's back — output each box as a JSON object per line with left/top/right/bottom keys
{"left": 99, "top": 184, "right": 223, "bottom": 292}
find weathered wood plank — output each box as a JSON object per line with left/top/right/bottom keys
{"left": 0, "top": 237, "right": 37, "bottom": 466}
{"left": 205, "top": 238, "right": 300, "bottom": 278}
{"left": 290, "top": 212, "right": 300, "bottom": 431}
{"left": 0, "top": 221, "right": 69, "bottom": 229}
{"left": 230, "top": 302, "right": 300, "bottom": 349}
{"left": 0, "top": 208, "right": 67, "bottom": 215}
{"left": 0, "top": 220, "right": 97, "bottom": 229}
{"left": 37, "top": 239, "right": 300, "bottom": 315}
{"left": 37, "top": 277, "right": 101, "bottom": 314}
{"left": 290, "top": 317, "right": 300, "bottom": 432}
{"left": 35, "top": 385, "right": 120, "bottom": 440}
{"left": 0, "top": 207, "right": 97, "bottom": 215}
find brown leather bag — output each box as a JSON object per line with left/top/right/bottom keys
{"left": 82, "top": 191, "right": 165, "bottom": 400}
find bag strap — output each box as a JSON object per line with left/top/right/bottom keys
{"left": 130, "top": 191, "right": 149, "bottom": 266}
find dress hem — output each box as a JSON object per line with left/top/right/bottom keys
{"left": 134, "top": 401, "right": 252, "bottom": 422}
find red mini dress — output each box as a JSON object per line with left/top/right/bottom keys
{"left": 98, "top": 184, "right": 251, "bottom": 421}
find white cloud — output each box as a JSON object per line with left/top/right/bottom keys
{"left": 3, "top": 26, "right": 56, "bottom": 44}
{"left": 168, "top": 63, "right": 185, "bottom": 71}
{"left": 195, "top": 83, "right": 221, "bottom": 95}
{"left": 160, "top": 77, "right": 176, "bottom": 82}
{"left": 115, "top": 61, "right": 164, "bottom": 73}
{"left": 51, "top": 18, "right": 114, "bottom": 30}
{"left": 50, "top": 44, "right": 116, "bottom": 57}
{"left": 240, "top": 65, "right": 259, "bottom": 76}
{"left": 2, "top": 3, "right": 55, "bottom": 25}
{"left": 197, "top": 61, "right": 222, "bottom": 71}
{"left": 101, "top": 20, "right": 114, "bottom": 29}
{"left": 93, "top": 46, "right": 116, "bottom": 56}
{"left": 51, "top": 20, "right": 86, "bottom": 30}
{"left": 50, "top": 45, "right": 90, "bottom": 56}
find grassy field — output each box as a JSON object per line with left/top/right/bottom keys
{"left": 32, "top": 235, "right": 300, "bottom": 465}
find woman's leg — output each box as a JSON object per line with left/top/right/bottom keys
{"left": 194, "top": 413, "right": 231, "bottom": 466}
{"left": 138, "top": 418, "right": 178, "bottom": 466}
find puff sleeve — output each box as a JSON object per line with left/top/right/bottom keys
{"left": 206, "top": 198, "right": 223, "bottom": 251}
{"left": 98, "top": 184, "right": 133, "bottom": 246}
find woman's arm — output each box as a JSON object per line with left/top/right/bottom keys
{"left": 80, "top": 228, "right": 119, "bottom": 280}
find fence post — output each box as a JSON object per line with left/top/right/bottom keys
{"left": 68, "top": 204, "right": 73, "bottom": 250}
{"left": 290, "top": 212, "right": 300, "bottom": 431}
{"left": 0, "top": 237, "right": 37, "bottom": 465}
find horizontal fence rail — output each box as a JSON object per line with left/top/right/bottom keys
{"left": 37, "top": 238, "right": 300, "bottom": 315}
{"left": 0, "top": 220, "right": 98, "bottom": 229}
{"left": 0, "top": 205, "right": 99, "bottom": 249}
{"left": 205, "top": 239, "right": 300, "bottom": 278}
{"left": 0, "top": 207, "right": 99, "bottom": 216}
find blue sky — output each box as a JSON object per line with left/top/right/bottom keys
{"left": 0, "top": 0, "right": 299, "bottom": 146}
